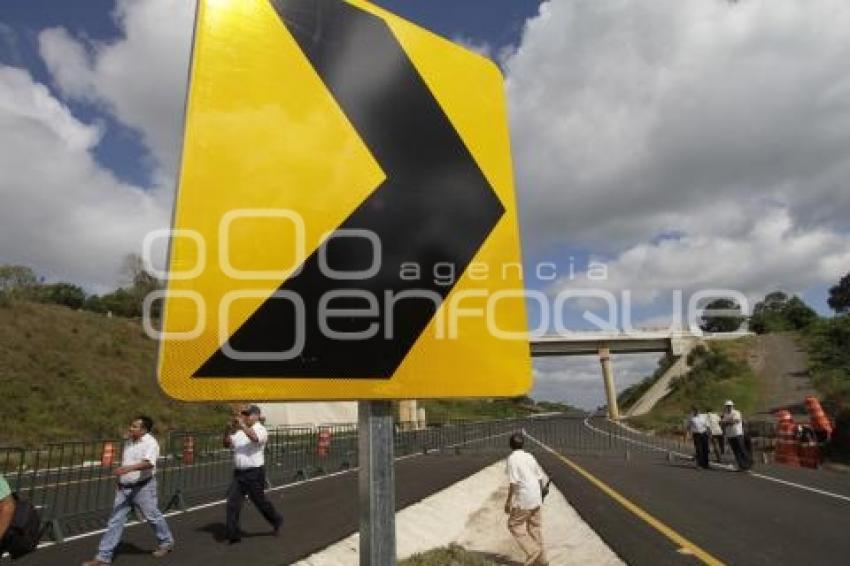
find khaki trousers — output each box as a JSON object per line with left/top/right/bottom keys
{"left": 508, "top": 506, "right": 548, "bottom": 566}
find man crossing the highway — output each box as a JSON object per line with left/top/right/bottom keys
{"left": 505, "top": 432, "right": 549, "bottom": 566}
{"left": 82, "top": 416, "right": 174, "bottom": 565}
{"left": 223, "top": 405, "right": 283, "bottom": 544}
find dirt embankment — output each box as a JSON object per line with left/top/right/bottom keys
{"left": 747, "top": 333, "right": 816, "bottom": 419}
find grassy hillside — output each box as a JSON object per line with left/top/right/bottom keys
{"left": 0, "top": 301, "right": 229, "bottom": 446}
{"left": 618, "top": 353, "right": 675, "bottom": 411}
{"left": 629, "top": 339, "right": 758, "bottom": 435}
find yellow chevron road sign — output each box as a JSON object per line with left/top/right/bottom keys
{"left": 157, "top": 0, "right": 530, "bottom": 401}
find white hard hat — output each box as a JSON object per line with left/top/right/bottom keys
{"left": 724, "top": 400, "right": 734, "bottom": 406}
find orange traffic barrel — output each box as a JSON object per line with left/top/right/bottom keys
{"left": 774, "top": 411, "right": 800, "bottom": 467}
{"left": 101, "top": 441, "right": 116, "bottom": 467}
{"left": 182, "top": 435, "right": 195, "bottom": 465}
{"left": 805, "top": 396, "right": 833, "bottom": 439}
{"left": 798, "top": 432, "right": 820, "bottom": 469}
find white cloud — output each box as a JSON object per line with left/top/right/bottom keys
{"left": 550, "top": 207, "right": 850, "bottom": 310}
{"left": 3, "top": 0, "right": 195, "bottom": 289}
{"left": 6, "top": 0, "right": 850, "bottom": 314}
{"left": 0, "top": 65, "right": 170, "bottom": 290}
{"left": 507, "top": 0, "right": 850, "bottom": 256}
{"left": 38, "top": 0, "right": 195, "bottom": 180}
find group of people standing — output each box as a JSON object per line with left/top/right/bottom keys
{"left": 686, "top": 400, "right": 752, "bottom": 471}
{"left": 82, "top": 405, "right": 281, "bottom": 565}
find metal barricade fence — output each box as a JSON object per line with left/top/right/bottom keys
{"left": 0, "top": 447, "right": 25, "bottom": 488}
{"left": 746, "top": 421, "right": 777, "bottom": 460}
{"left": 6, "top": 414, "right": 754, "bottom": 544}
{"left": 2, "top": 440, "right": 123, "bottom": 541}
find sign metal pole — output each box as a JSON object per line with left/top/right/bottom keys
{"left": 359, "top": 400, "right": 396, "bottom": 565}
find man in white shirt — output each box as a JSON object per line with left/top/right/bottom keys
{"left": 223, "top": 405, "right": 282, "bottom": 544}
{"left": 685, "top": 406, "right": 710, "bottom": 469}
{"left": 721, "top": 400, "right": 752, "bottom": 471}
{"left": 706, "top": 410, "right": 725, "bottom": 463}
{"left": 83, "top": 416, "right": 174, "bottom": 566}
{"left": 504, "top": 433, "right": 548, "bottom": 566}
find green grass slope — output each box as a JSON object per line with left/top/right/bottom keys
{"left": 0, "top": 301, "right": 229, "bottom": 446}
{"left": 629, "top": 339, "right": 758, "bottom": 435}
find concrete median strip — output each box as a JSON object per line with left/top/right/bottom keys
{"left": 294, "top": 461, "right": 623, "bottom": 565}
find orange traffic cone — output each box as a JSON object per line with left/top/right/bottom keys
{"left": 101, "top": 441, "right": 116, "bottom": 467}
{"left": 774, "top": 411, "right": 800, "bottom": 467}
{"left": 804, "top": 396, "right": 833, "bottom": 440}
{"left": 182, "top": 435, "right": 195, "bottom": 465}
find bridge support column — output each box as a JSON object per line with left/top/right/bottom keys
{"left": 599, "top": 346, "right": 620, "bottom": 420}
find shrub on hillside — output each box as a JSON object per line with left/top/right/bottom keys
{"left": 830, "top": 407, "right": 850, "bottom": 459}
{"left": 806, "top": 316, "right": 850, "bottom": 406}
{"left": 671, "top": 345, "right": 745, "bottom": 397}
{"left": 749, "top": 291, "right": 818, "bottom": 333}
{"left": 35, "top": 282, "right": 86, "bottom": 309}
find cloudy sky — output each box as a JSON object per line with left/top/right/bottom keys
{"left": 2, "top": 0, "right": 849, "bottom": 408}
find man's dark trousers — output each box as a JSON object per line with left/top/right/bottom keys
{"left": 692, "top": 433, "right": 710, "bottom": 468}
{"left": 225, "top": 467, "right": 282, "bottom": 541}
{"left": 727, "top": 436, "right": 752, "bottom": 470}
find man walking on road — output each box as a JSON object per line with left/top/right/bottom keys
{"left": 505, "top": 432, "right": 548, "bottom": 566}
{"left": 721, "top": 400, "right": 752, "bottom": 471}
{"left": 223, "top": 405, "right": 282, "bottom": 544}
{"left": 686, "top": 407, "right": 710, "bottom": 469}
{"left": 82, "top": 416, "right": 174, "bottom": 566}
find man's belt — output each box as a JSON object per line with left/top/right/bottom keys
{"left": 119, "top": 476, "right": 153, "bottom": 489}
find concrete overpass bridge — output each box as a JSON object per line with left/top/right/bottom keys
{"left": 530, "top": 331, "right": 751, "bottom": 420}
{"left": 261, "top": 331, "right": 750, "bottom": 429}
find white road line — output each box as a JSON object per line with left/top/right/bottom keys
{"left": 749, "top": 472, "right": 850, "bottom": 504}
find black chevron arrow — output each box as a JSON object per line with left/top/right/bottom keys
{"left": 194, "top": 0, "right": 505, "bottom": 378}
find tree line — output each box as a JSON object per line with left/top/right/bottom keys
{"left": 700, "top": 271, "right": 850, "bottom": 334}
{"left": 0, "top": 254, "right": 161, "bottom": 318}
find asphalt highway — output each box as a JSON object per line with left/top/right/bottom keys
{"left": 6, "top": 417, "right": 848, "bottom": 566}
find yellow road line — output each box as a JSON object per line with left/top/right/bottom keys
{"left": 528, "top": 435, "right": 725, "bottom": 566}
